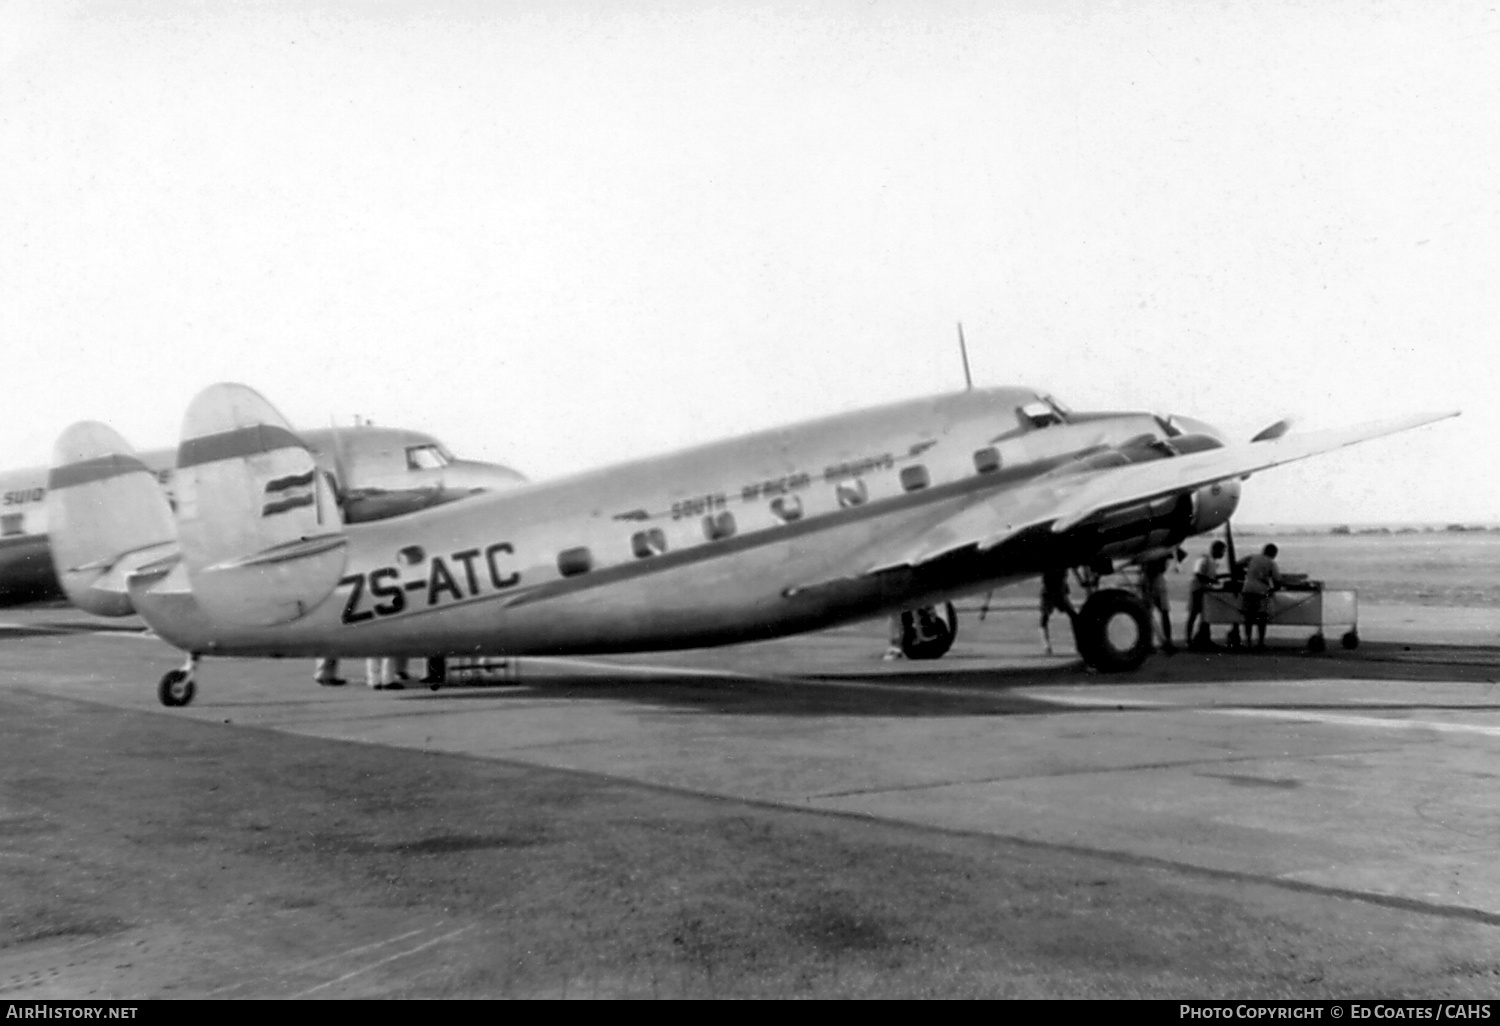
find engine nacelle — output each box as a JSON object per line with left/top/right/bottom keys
{"left": 1189, "top": 478, "right": 1241, "bottom": 534}
{"left": 1166, "top": 433, "right": 1226, "bottom": 456}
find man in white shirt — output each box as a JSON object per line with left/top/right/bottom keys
{"left": 1186, "top": 540, "right": 1227, "bottom": 648}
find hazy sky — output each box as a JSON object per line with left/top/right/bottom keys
{"left": 3, "top": 0, "right": 1496, "bottom": 523}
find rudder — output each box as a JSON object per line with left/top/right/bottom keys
{"left": 46, "top": 422, "right": 178, "bottom": 617}
{"left": 174, "top": 383, "right": 347, "bottom": 626}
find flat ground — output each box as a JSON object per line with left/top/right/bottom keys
{"left": 2, "top": 544, "right": 1500, "bottom": 997}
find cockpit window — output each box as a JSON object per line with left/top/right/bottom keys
{"left": 1018, "top": 400, "right": 1066, "bottom": 430}
{"left": 405, "top": 444, "right": 450, "bottom": 471}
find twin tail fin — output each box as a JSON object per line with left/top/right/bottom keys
{"left": 173, "top": 383, "right": 348, "bottom": 626}
{"left": 46, "top": 422, "right": 177, "bottom": 617}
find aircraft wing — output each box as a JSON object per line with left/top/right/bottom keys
{"left": 1046, "top": 411, "right": 1456, "bottom": 533}
{"left": 794, "top": 410, "right": 1457, "bottom": 586}
{"left": 861, "top": 476, "right": 1082, "bottom": 573}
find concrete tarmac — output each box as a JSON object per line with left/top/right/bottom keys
{"left": 2, "top": 599, "right": 1500, "bottom": 996}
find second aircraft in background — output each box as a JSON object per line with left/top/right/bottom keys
{"left": 0, "top": 420, "right": 526, "bottom": 608}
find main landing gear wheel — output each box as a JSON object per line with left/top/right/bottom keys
{"left": 158, "top": 668, "right": 196, "bottom": 707}
{"left": 1075, "top": 589, "right": 1153, "bottom": 673}
{"left": 900, "top": 602, "right": 958, "bottom": 660}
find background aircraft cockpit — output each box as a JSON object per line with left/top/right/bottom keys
{"left": 404, "top": 442, "right": 453, "bottom": 471}
{"left": 314, "top": 427, "right": 527, "bottom": 524}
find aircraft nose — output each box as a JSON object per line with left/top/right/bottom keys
{"left": 442, "top": 459, "right": 528, "bottom": 494}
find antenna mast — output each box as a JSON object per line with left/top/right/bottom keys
{"left": 957, "top": 322, "right": 973, "bottom": 391}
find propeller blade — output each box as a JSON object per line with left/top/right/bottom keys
{"left": 327, "top": 416, "right": 351, "bottom": 505}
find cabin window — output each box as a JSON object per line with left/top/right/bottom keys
{"left": 0, "top": 514, "right": 21, "bottom": 537}
{"left": 405, "top": 444, "right": 450, "bottom": 471}
{"left": 703, "top": 511, "right": 736, "bottom": 541}
{"left": 631, "top": 528, "right": 668, "bottom": 558}
{"left": 557, "top": 546, "right": 593, "bottom": 577}
{"left": 899, "top": 465, "right": 929, "bottom": 492}
{"left": 769, "top": 495, "right": 803, "bottom": 523}
{"left": 835, "top": 479, "right": 868, "bottom": 509}
{"left": 973, "top": 447, "right": 1001, "bottom": 474}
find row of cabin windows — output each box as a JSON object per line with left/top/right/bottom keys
{"left": 553, "top": 449, "right": 1005, "bottom": 577}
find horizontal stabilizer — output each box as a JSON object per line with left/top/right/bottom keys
{"left": 175, "top": 383, "right": 348, "bottom": 626}
{"left": 208, "top": 533, "right": 348, "bottom": 571}
{"left": 47, "top": 422, "right": 178, "bottom": 617}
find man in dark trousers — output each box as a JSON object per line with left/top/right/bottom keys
{"left": 1241, "top": 544, "right": 1284, "bottom": 650}
{"left": 1039, "top": 567, "right": 1076, "bottom": 656}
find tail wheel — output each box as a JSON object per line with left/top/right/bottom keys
{"left": 1076, "top": 589, "right": 1152, "bottom": 673}
{"left": 900, "top": 602, "right": 958, "bottom": 660}
{"left": 158, "top": 668, "right": 196, "bottom": 707}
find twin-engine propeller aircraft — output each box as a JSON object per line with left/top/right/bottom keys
{"left": 2, "top": 421, "right": 526, "bottom": 609}
{"left": 48, "top": 382, "right": 1452, "bottom": 706}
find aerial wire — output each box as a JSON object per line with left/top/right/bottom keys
{"left": 957, "top": 322, "right": 973, "bottom": 391}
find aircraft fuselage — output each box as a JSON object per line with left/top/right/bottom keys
{"left": 136, "top": 387, "right": 1212, "bottom": 658}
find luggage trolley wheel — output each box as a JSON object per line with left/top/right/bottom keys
{"left": 1307, "top": 632, "right": 1326, "bottom": 654}
{"left": 158, "top": 668, "right": 196, "bottom": 707}
{"left": 1341, "top": 629, "right": 1360, "bottom": 650}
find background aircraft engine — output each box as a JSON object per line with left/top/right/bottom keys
{"left": 1189, "top": 478, "right": 1241, "bottom": 534}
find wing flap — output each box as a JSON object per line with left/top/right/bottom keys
{"left": 865, "top": 480, "right": 1077, "bottom": 573}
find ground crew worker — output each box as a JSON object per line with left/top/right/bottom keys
{"left": 313, "top": 657, "right": 345, "bottom": 687}
{"left": 1039, "top": 567, "right": 1076, "bottom": 656}
{"left": 884, "top": 611, "right": 913, "bottom": 660}
{"left": 1186, "top": 540, "right": 1227, "bottom": 648}
{"left": 1140, "top": 555, "right": 1175, "bottom": 654}
{"left": 365, "top": 657, "right": 412, "bottom": 690}
{"left": 1240, "top": 543, "right": 1284, "bottom": 650}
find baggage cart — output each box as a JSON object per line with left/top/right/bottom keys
{"left": 1201, "top": 583, "right": 1359, "bottom": 652}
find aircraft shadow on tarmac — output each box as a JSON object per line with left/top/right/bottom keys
{"left": 381, "top": 638, "right": 1500, "bottom": 718}
{"left": 397, "top": 672, "right": 1079, "bottom": 718}
{"left": 810, "top": 641, "right": 1500, "bottom": 685}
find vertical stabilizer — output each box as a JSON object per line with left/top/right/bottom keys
{"left": 47, "top": 422, "right": 178, "bottom": 617}
{"left": 175, "top": 383, "right": 347, "bottom": 626}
